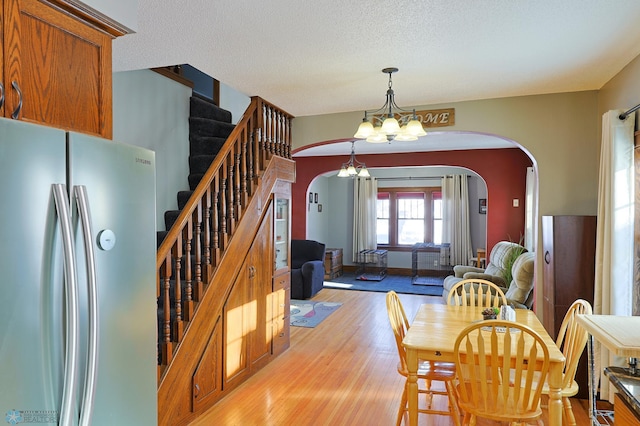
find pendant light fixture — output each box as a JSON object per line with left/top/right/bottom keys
{"left": 354, "top": 67, "right": 427, "bottom": 143}
{"left": 337, "top": 141, "right": 370, "bottom": 178}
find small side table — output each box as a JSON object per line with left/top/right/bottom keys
{"left": 476, "top": 248, "right": 486, "bottom": 268}
{"left": 577, "top": 314, "right": 640, "bottom": 425}
{"left": 324, "top": 248, "right": 343, "bottom": 280}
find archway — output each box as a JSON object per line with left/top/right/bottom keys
{"left": 291, "top": 131, "right": 536, "bottom": 260}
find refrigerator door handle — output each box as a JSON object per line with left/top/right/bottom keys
{"left": 74, "top": 185, "right": 99, "bottom": 426}
{"left": 52, "top": 184, "right": 80, "bottom": 426}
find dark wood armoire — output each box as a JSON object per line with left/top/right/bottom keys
{"left": 542, "top": 214, "right": 597, "bottom": 399}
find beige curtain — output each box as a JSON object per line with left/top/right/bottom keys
{"left": 442, "top": 175, "right": 472, "bottom": 265}
{"left": 524, "top": 167, "right": 537, "bottom": 252}
{"left": 594, "top": 109, "right": 635, "bottom": 402}
{"left": 352, "top": 177, "right": 378, "bottom": 262}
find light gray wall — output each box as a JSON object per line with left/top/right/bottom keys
{"left": 112, "top": 69, "right": 191, "bottom": 231}
{"left": 599, "top": 52, "right": 640, "bottom": 128}
{"left": 306, "top": 177, "right": 329, "bottom": 243}
{"left": 220, "top": 81, "right": 251, "bottom": 125}
{"left": 308, "top": 166, "right": 485, "bottom": 269}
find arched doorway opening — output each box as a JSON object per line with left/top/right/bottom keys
{"left": 291, "top": 131, "right": 537, "bottom": 269}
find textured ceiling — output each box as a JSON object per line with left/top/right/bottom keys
{"left": 112, "top": 1, "right": 640, "bottom": 157}
{"left": 113, "top": 0, "right": 640, "bottom": 119}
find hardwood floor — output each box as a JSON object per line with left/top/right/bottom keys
{"left": 188, "top": 289, "right": 596, "bottom": 425}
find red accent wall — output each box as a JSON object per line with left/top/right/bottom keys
{"left": 292, "top": 148, "right": 532, "bottom": 254}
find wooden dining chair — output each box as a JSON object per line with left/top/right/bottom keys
{"left": 385, "top": 291, "right": 461, "bottom": 426}
{"left": 453, "top": 320, "right": 550, "bottom": 425}
{"left": 540, "top": 299, "right": 593, "bottom": 426}
{"left": 447, "top": 278, "right": 508, "bottom": 308}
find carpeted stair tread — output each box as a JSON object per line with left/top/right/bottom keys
{"left": 157, "top": 231, "right": 168, "bottom": 248}
{"left": 188, "top": 174, "right": 204, "bottom": 190}
{"left": 190, "top": 94, "right": 232, "bottom": 123}
{"left": 189, "top": 135, "right": 226, "bottom": 157}
{"left": 189, "top": 155, "right": 216, "bottom": 175}
{"left": 189, "top": 117, "right": 235, "bottom": 139}
{"left": 177, "top": 191, "right": 194, "bottom": 210}
{"left": 164, "top": 210, "right": 181, "bottom": 230}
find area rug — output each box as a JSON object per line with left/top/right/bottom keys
{"left": 323, "top": 273, "right": 445, "bottom": 296}
{"left": 290, "top": 300, "right": 342, "bottom": 328}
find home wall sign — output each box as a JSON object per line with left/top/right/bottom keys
{"left": 371, "top": 108, "right": 455, "bottom": 129}
{"left": 416, "top": 108, "right": 455, "bottom": 128}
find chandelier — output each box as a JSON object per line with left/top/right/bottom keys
{"left": 337, "top": 141, "right": 370, "bottom": 178}
{"left": 354, "top": 67, "right": 427, "bottom": 143}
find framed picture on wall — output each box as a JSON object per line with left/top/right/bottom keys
{"left": 309, "top": 192, "right": 314, "bottom": 204}
{"left": 314, "top": 193, "right": 319, "bottom": 203}
{"left": 318, "top": 204, "right": 323, "bottom": 212}
{"left": 479, "top": 198, "right": 487, "bottom": 214}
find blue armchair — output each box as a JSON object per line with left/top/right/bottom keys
{"left": 291, "top": 239, "right": 326, "bottom": 299}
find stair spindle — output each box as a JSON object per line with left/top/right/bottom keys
{"left": 172, "top": 237, "right": 184, "bottom": 342}
{"left": 227, "top": 151, "right": 236, "bottom": 234}
{"left": 194, "top": 200, "right": 204, "bottom": 300}
{"left": 161, "top": 256, "right": 173, "bottom": 365}
{"left": 183, "top": 218, "right": 194, "bottom": 319}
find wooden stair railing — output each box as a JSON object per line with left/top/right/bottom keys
{"left": 156, "top": 96, "right": 293, "bottom": 378}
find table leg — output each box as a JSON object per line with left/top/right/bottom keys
{"left": 588, "top": 335, "right": 598, "bottom": 425}
{"left": 406, "top": 348, "right": 418, "bottom": 426}
{"left": 587, "top": 334, "right": 615, "bottom": 425}
{"left": 547, "top": 359, "right": 563, "bottom": 425}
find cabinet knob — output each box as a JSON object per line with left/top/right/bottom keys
{"left": 544, "top": 251, "right": 551, "bottom": 264}
{"left": 11, "top": 81, "right": 22, "bottom": 120}
{"left": 194, "top": 383, "right": 200, "bottom": 397}
{"left": 0, "top": 82, "right": 4, "bottom": 109}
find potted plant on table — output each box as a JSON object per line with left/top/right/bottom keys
{"left": 482, "top": 307, "right": 500, "bottom": 320}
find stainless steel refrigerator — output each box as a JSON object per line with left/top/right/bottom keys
{"left": 0, "top": 118, "right": 157, "bottom": 425}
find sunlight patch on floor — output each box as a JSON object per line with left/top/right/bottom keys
{"left": 323, "top": 281, "right": 353, "bottom": 289}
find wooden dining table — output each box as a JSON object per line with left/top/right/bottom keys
{"left": 402, "top": 303, "right": 566, "bottom": 426}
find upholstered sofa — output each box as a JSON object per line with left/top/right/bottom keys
{"left": 291, "top": 239, "right": 326, "bottom": 299}
{"left": 443, "top": 241, "right": 530, "bottom": 306}
{"left": 503, "top": 251, "right": 536, "bottom": 309}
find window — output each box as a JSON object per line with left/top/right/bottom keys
{"left": 376, "top": 187, "right": 442, "bottom": 248}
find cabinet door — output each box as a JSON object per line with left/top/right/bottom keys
{"left": 192, "top": 316, "right": 222, "bottom": 412}
{"left": 249, "top": 207, "right": 273, "bottom": 369}
{"left": 4, "top": 0, "right": 113, "bottom": 137}
{"left": 541, "top": 215, "right": 596, "bottom": 400}
{"left": 272, "top": 272, "right": 291, "bottom": 356}
{"left": 223, "top": 260, "right": 250, "bottom": 389}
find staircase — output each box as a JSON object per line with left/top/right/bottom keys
{"left": 155, "top": 95, "right": 295, "bottom": 425}
{"left": 155, "top": 94, "right": 235, "bottom": 353}
{"left": 158, "top": 94, "right": 235, "bottom": 247}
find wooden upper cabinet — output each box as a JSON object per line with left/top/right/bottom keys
{"left": 2, "top": 0, "right": 124, "bottom": 138}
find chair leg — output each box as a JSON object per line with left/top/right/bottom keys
{"left": 444, "top": 380, "right": 462, "bottom": 426}
{"left": 562, "top": 396, "right": 576, "bottom": 426}
{"left": 397, "top": 384, "right": 408, "bottom": 426}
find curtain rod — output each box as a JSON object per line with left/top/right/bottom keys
{"left": 376, "top": 175, "right": 470, "bottom": 181}
{"left": 620, "top": 104, "right": 640, "bottom": 120}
